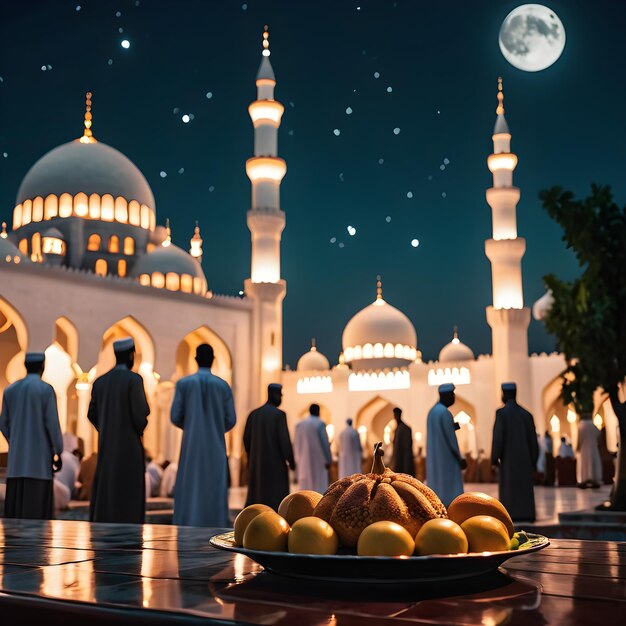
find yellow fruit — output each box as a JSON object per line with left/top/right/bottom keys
{"left": 461, "top": 515, "right": 510, "bottom": 553}
{"left": 414, "top": 518, "right": 468, "bottom": 556}
{"left": 243, "top": 511, "right": 290, "bottom": 552}
{"left": 278, "top": 490, "right": 323, "bottom": 525}
{"left": 448, "top": 492, "right": 515, "bottom": 538}
{"left": 233, "top": 504, "right": 274, "bottom": 546}
{"left": 288, "top": 516, "right": 339, "bottom": 555}
{"left": 357, "top": 521, "right": 415, "bottom": 557}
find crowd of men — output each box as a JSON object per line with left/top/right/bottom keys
{"left": 0, "top": 340, "right": 613, "bottom": 526}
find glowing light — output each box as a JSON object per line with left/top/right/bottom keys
{"left": 455, "top": 411, "right": 472, "bottom": 426}
{"left": 393, "top": 127, "right": 401, "bottom": 135}
{"left": 297, "top": 376, "right": 333, "bottom": 394}
{"left": 346, "top": 107, "right": 353, "bottom": 114}
{"left": 407, "top": 191, "right": 413, "bottom": 198}
{"left": 333, "top": 128, "right": 341, "bottom": 136}
{"left": 428, "top": 367, "right": 471, "bottom": 386}
{"left": 357, "top": 425, "right": 368, "bottom": 448}
{"left": 566, "top": 409, "right": 577, "bottom": 424}
{"left": 246, "top": 157, "right": 287, "bottom": 182}
{"left": 42, "top": 235, "right": 65, "bottom": 255}
{"left": 411, "top": 239, "right": 419, "bottom": 247}
{"left": 249, "top": 100, "right": 284, "bottom": 125}
{"left": 160, "top": 171, "right": 167, "bottom": 178}
{"left": 347, "top": 225, "right": 356, "bottom": 236}
{"left": 550, "top": 415, "right": 560, "bottom": 433}
{"left": 326, "top": 424, "right": 335, "bottom": 443}
{"left": 593, "top": 414, "right": 604, "bottom": 429}
{"left": 414, "top": 431, "right": 423, "bottom": 443}
{"left": 487, "top": 152, "right": 518, "bottom": 172}
{"left": 348, "top": 369, "right": 410, "bottom": 392}
{"left": 121, "top": 39, "right": 130, "bottom": 49}
{"left": 182, "top": 114, "right": 190, "bottom": 123}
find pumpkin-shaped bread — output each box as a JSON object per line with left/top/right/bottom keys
{"left": 313, "top": 442, "right": 447, "bottom": 547}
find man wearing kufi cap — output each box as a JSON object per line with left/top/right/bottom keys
{"left": 491, "top": 382, "right": 539, "bottom": 521}
{"left": 88, "top": 337, "right": 150, "bottom": 523}
{"left": 244, "top": 383, "right": 295, "bottom": 510}
{"left": 0, "top": 352, "right": 63, "bottom": 519}
{"left": 338, "top": 418, "right": 362, "bottom": 479}
{"left": 426, "top": 383, "right": 465, "bottom": 507}
{"left": 170, "top": 343, "right": 236, "bottom": 526}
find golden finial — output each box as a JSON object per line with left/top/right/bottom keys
{"left": 496, "top": 77, "right": 504, "bottom": 116}
{"left": 79, "top": 91, "right": 97, "bottom": 144}
{"left": 311, "top": 338, "right": 317, "bottom": 351}
{"left": 163, "top": 218, "right": 172, "bottom": 247}
{"left": 262, "top": 24, "right": 270, "bottom": 57}
{"left": 376, "top": 274, "right": 383, "bottom": 300}
{"left": 190, "top": 221, "right": 203, "bottom": 259}
{"left": 453, "top": 325, "right": 459, "bottom": 339}
{"left": 0, "top": 222, "right": 7, "bottom": 239}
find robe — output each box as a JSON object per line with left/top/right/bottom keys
{"left": 577, "top": 420, "right": 602, "bottom": 484}
{"left": 1, "top": 374, "right": 63, "bottom": 519}
{"left": 426, "top": 402, "right": 463, "bottom": 507}
{"left": 244, "top": 402, "right": 295, "bottom": 510}
{"left": 491, "top": 400, "right": 538, "bottom": 521}
{"left": 146, "top": 461, "right": 163, "bottom": 497}
{"left": 88, "top": 364, "right": 150, "bottom": 524}
{"left": 77, "top": 453, "right": 98, "bottom": 501}
{"left": 171, "top": 368, "right": 236, "bottom": 527}
{"left": 536, "top": 433, "right": 546, "bottom": 473}
{"left": 391, "top": 421, "right": 414, "bottom": 475}
{"left": 294, "top": 415, "right": 332, "bottom": 493}
{"left": 338, "top": 425, "right": 362, "bottom": 478}
{"left": 161, "top": 462, "right": 177, "bottom": 497}
{"left": 559, "top": 442, "right": 574, "bottom": 458}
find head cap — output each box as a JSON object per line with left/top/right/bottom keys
{"left": 25, "top": 352, "right": 45, "bottom": 365}
{"left": 113, "top": 337, "right": 135, "bottom": 353}
{"left": 502, "top": 382, "right": 517, "bottom": 392}
{"left": 268, "top": 383, "right": 282, "bottom": 393}
{"left": 438, "top": 383, "right": 455, "bottom": 394}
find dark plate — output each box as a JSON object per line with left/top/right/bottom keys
{"left": 209, "top": 531, "right": 549, "bottom": 583}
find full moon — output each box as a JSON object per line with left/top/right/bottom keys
{"left": 499, "top": 4, "right": 565, "bottom": 72}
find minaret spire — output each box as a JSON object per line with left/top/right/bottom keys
{"left": 189, "top": 221, "right": 203, "bottom": 262}
{"left": 376, "top": 275, "right": 383, "bottom": 301}
{"left": 163, "top": 218, "right": 172, "bottom": 247}
{"left": 78, "top": 92, "right": 97, "bottom": 144}
{"left": 311, "top": 338, "right": 317, "bottom": 351}
{"left": 0, "top": 222, "right": 7, "bottom": 239}
{"left": 485, "top": 77, "right": 531, "bottom": 404}
{"left": 262, "top": 24, "right": 270, "bottom": 56}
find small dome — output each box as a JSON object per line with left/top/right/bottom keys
{"left": 17, "top": 140, "right": 155, "bottom": 211}
{"left": 0, "top": 235, "right": 26, "bottom": 263}
{"left": 439, "top": 329, "right": 474, "bottom": 362}
{"left": 342, "top": 279, "right": 418, "bottom": 369}
{"left": 42, "top": 227, "right": 65, "bottom": 240}
{"left": 131, "top": 244, "right": 207, "bottom": 295}
{"left": 297, "top": 342, "right": 330, "bottom": 372}
{"left": 533, "top": 290, "right": 554, "bottom": 321}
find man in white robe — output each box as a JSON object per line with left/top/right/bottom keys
{"left": 426, "top": 383, "right": 466, "bottom": 507}
{"left": 171, "top": 344, "right": 236, "bottom": 527}
{"left": 0, "top": 352, "right": 63, "bottom": 519}
{"left": 294, "top": 404, "right": 332, "bottom": 493}
{"left": 338, "top": 418, "right": 362, "bottom": 478}
{"left": 54, "top": 450, "right": 80, "bottom": 510}
{"left": 161, "top": 462, "right": 177, "bottom": 498}
{"left": 577, "top": 415, "right": 602, "bottom": 488}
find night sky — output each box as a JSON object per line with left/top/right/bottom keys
{"left": 1, "top": 0, "right": 625, "bottom": 368}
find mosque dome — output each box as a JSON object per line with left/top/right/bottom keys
{"left": 438, "top": 328, "right": 475, "bottom": 363}
{"left": 342, "top": 278, "right": 418, "bottom": 370}
{"left": 131, "top": 243, "right": 208, "bottom": 295}
{"left": 297, "top": 341, "right": 330, "bottom": 372}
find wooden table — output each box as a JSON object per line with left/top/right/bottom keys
{"left": 0, "top": 519, "right": 624, "bottom": 625}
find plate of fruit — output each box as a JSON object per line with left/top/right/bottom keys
{"left": 210, "top": 443, "right": 549, "bottom": 583}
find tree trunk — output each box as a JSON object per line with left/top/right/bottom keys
{"left": 609, "top": 396, "right": 626, "bottom": 511}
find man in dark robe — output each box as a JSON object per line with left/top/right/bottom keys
{"left": 88, "top": 337, "right": 150, "bottom": 523}
{"left": 390, "top": 407, "right": 414, "bottom": 475}
{"left": 491, "top": 382, "right": 539, "bottom": 522}
{"left": 244, "top": 383, "right": 295, "bottom": 510}
{"left": 0, "top": 352, "right": 63, "bottom": 519}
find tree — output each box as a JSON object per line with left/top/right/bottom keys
{"left": 540, "top": 184, "right": 626, "bottom": 510}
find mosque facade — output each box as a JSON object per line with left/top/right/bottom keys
{"left": 0, "top": 31, "right": 618, "bottom": 478}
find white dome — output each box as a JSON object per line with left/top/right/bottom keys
{"left": 342, "top": 282, "right": 417, "bottom": 369}
{"left": 439, "top": 330, "right": 474, "bottom": 362}
{"left": 0, "top": 236, "right": 26, "bottom": 262}
{"left": 17, "top": 140, "right": 155, "bottom": 210}
{"left": 297, "top": 344, "right": 330, "bottom": 371}
{"left": 131, "top": 244, "right": 207, "bottom": 295}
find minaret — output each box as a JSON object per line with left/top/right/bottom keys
{"left": 244, "top": 26, "right": 287, "bottom": 399}
{"left": 189, "top": 222, "right": 203, "bottom": 262}
{"left": 485, "top": 78, "right": 531, "bottom": 402}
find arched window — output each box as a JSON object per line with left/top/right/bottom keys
{"left": 74, "top": 192, "right": 88, "bottom": 218}
{"left": 31, "top": 232, "right": 41, "bottom": 261}
{"left": 13, "top": 204, "right": 22, "bottom": 229}
{"left": 140, "top": 205, "right": 150, "bottom": 229}
{"left": 44, "top": 195, "right": 58, "bottom": 220}
{"left": 117, "top": 259, "right": 127, "bottom": 277}
{"left": 101, "top": 194, "right": 114, "bottom": 221}
{"left": 180, "top": 274, "right": 193, "bottom": 293}
{"left": 123, "top": 237, "right": 135, "bottom": 255}
{"left": 166, "top": 272, "right": 180, "bottom": 291}
{"left": 108, "top": 235, "right": 120, "bottom": 253}
{"left": 152, "top": 272, "right": 165, "bottom": 288}
{"left": 87, "top": 234, "right": 101, "bottom": 251}
{"left": 139, "top": 274, "right": 150, "bottom": 286}
{"left": 95, "top": 259, "right": 107, "bottom": 276}
{"left": 114, "top": 196, "right": 128, "bottom": 223}
{"left": 32, "top": 197, "right": 44, "bottom": 222}
{"left": 89, "top": 194, "right": 101, "bottom": 219}
{"left": 59, "top": 193, "right": 72, "bottom": 218}
{"left": 22, "top": 199, "right": 32, "bottom": 225}
{"left": 128, "top": 200, "right": 141, "bottom": 226}
{"left": 18, "top": 239, "right": 28, "bottom": 255}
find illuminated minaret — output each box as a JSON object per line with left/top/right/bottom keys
{"left": 189, "top": 222, "right": 203, "bottom": 262}
{"left": 244, "top": 25, "right": 287, "bottom": 398}
{"left": 485, "top": 78, "right": 531, "bottom": 401}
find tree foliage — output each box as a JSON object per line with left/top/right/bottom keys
{"left": 540, "top": 184, "right": 626, "bottom": 414}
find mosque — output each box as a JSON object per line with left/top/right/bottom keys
{"left": 0, "top": 30, "right": 619, "bottom": 481}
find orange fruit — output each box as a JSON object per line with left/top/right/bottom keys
{"left": 357, "top": 521, "right": 415, "bottom": 557}
{"left": 448, "top": 492, "right": 515, "bottom": 538}
{"left": 288, "top": 516, "right": 339, "bottom": 555}
{"left": 242, "top": 511, "right": 290, "bottom": 552}
{"left": 233, "top": 504, "right": 273, "bottom": 546}
{"left": 278, "top": 491, "right": 323, "bottom": 525}
{"left": 461, "top": 515, "right": 510, "bottom": 553}
{"left": 414, "top": 518, "right": 468, "bottom": 556}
